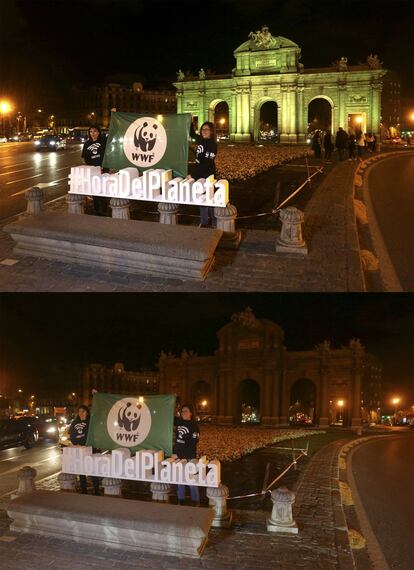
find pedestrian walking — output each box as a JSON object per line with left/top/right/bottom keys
{"left": 81, "top": 125, "right": 108, "bottom": 216}
{"left": 348, "top": 133, "right": 356, "bottom": 160}
{"left": 69, "top": 405, "right": 100, "bottom": 495}
{"left": 311, "top": 130, "right": 322, "bottom": 158}
{"left": 190, "top": 120, "right": 217, "bottom": 228}
{"left": 366, "top": 132, "right": 375, "bottom": 152}
{"left": 173, "top": 404, "right": 200, "bottom": 506}
{"left": 356, "top": 130, "right": 365, "bottom": 161}
{"left": 323, "top": 130, "right": 334, "bottom": 161}
{"left": 335, "top": 127, "right": 348, "bottom": 161}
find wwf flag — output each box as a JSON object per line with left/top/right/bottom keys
{"left": 86, "top": 393, "right": 176, "bottom": 454}
{"left": 103, "top": 112, "right": 192, "bottom": 178}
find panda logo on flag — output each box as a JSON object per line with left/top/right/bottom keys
{"left": 107, "top": 397, "right": 152, "bottom": 447}
{"left": 123, "top": 116, "right": 167, "bottom": 168}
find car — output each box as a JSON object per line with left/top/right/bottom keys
{"left": 36, "top": 416, "right": 60, "bottom": 442}
{"left": 34, "top": 134, "right": 67, "bottom": 151}
{"left": 0, "top": 136, "right": 8, "bottom": 143}
{"left": 15, "top": 416, "right": 39, "bottom": 442}
{"left": 0, "top": 418, "right": 38, "bottom": 450}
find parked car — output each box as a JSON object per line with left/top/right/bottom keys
{"left": 36, "top": 417, "right": 60, "bottom": 442}
{"left": 34, "top": 134, "right": 66, "bottom": 151}
{"left": 0, "top": 136, "right": 8, "bottom": 143}
{"left": 0, "top": 418, "right": 38, "bottom": 450}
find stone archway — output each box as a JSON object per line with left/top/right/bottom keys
{"left": 191, "top": 380, "right": 211, "bottom": 415}
{"left": 254, "top": 98, "right": 279, "bottom": 142}
{"left": 289, "top": 378, "right": 317, "bottom": 425}
{"left": 307, "top": 96, "right": 333, "bottom": 133}
{"left": 238, "top": 379, "right": 261, "bottom": 424}
{"left": 208, "top": 99, "right": 229, "bottom": 139}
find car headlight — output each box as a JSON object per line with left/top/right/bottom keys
{"left": 49, "top": 141, "right": 56, "bottom": 145}
{"left": 35, "top": 141, "right": 40, "bottom": 145}
{"left": 46, "top": 426, "right": 57, "bottom": 433}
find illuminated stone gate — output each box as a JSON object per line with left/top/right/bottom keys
{"left": 158, "top": 308, "right": 365, "bottom": 427}
{"left": 174, "top": 26, "right": 386, "bottom": 143}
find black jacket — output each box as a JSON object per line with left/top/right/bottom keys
{"left": 190, "top": 124, "right": 217, "bottom": 179}
{"left": 69, "top": 415, "right": 90, "bottom": 446}
{"left": 173, "top": 417, "right": 200, "bottom": 460}
{"left": 81, "top": 136, "right": 107, "bottom": 167}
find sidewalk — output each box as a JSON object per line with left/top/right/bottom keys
{"left": 0, "top": 161, "right": 363, "bottom": 292}
{"left": 0, "top": 439, "right": 355, "bottom": 570}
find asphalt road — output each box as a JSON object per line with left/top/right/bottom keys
{"left": 0, "top": 441, "right": 61, "bottom": 498}
{"left": 367, "top": 153, "right": 414, "bottom": 291}
{"left": 351, "top": 433, "right": 414, "bottom": 570}
{"left": 0, "top": 141, "right": 83, "bottom": 221}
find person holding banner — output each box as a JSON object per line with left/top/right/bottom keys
{"left": 81, "top": 125, "right": 108, "bottom": 216}
{"left": 190, "top": 120, "right": 218, "bottom": 228}
{"left": 69, "top": 405, "right": 100, "bottom": 495}
{"left": 173, "top": 404, "right": 200, "bottom": 506}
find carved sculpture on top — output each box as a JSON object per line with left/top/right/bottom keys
{"left": 231, "top": 307, "right": 261, "bottom": 330}
{"left": 176, "top": 69, "right": 185, "bottom": 81}
{"left": 338, "top": 57, "right": 348, "bottom": 71}
{"left": 349, "top": 338, "right": 364, "bottom": 354}
{"left": 367, "top": 54, "right": 383, "bottom": 70}
{"left": 297, "top": 62, "right": 304, "bottom": 74}
{"left": 248, "top": 25, "right": 278, "bottom": 49}
{"left": 199, "top": 68, "right": 206, "bottom": 80}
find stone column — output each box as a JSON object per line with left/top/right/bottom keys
{"left": 279, "top": 366, "right": 290, "bottom": 426}
{"left": 370, "top": 81, "right": 382, "bottom": 138}
{"left": 230, "top": 89, "right": 237, "bottom": 141}
{"left": 214, "top": 203, "right": 241, "bottom": 249}
{"left": 158, "top": 202, "right": 179, "bottom": 225}
{"left": 236, "top": 90, "right": 243, "bottom": 140}
{"left": 288, "top": 89, "right": 297, "bottom": 143}
{"left": 297, "top": 87, "right": 306, "bottom": 142}
{"left": 280, "top": 87, "right": 289, "bottom": 143}
{"left": 66, "top": 193, "right": 85, "bottom": 215}
{"left": 102, "top": 477, "right": 122, "bottom": 496}
{"left": 276, "top": 207, "right": 308, "bottom": 254}
{"left": 150, "top": 482, "right": 171, "bottom": 502}
{"left": 176, "top": 91, "right": 183, "bottom": 114}
{"left": 267, "top": 487, "right": 298, "bottom": 534}
{"left": 58, "top": 472, "right": 77, "bottom": 492}
{"left": 206, "top": 484, "right": 232, "bottom": 528}
{"left": 24, "top": 187, "right": 43, "bottom": 216}
{"left": 16, "top": 466, "right": 37, "bottom": 495}
{"left": 242, "top": 89, "right": 250, "bottom": 136}
{"left": 338, "top": 84, "right": 347, "bottom": 130}
{"left": 110, "top": 198, "right": 130, "bottom": 219}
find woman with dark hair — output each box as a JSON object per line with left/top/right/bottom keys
{"left": 81, "top": 124, "right": 108, "bottom": 215}
{"left": 173, "top": 403, "right": 200, "bottom": 506}
{"left": 190, "top": 120, "right": 218, "bottom": 228}
{"left": 69, "top": 405, "right": 100, "bottom": 495}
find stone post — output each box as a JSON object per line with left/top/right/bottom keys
{"left": 110, "top": 198, "right": 130, "bottom": 219}
{"left": 158, "top": 202, "right": 179, "bottom": 225}
{"left": 25, "top": 187, "right": 43, "bottom": 216}
{"left": 267, "top": 487, "right": 298, "bottom": 534}
{"left": 16, "top": 466, "right": 37, "bottom": 495}
{"left": 150, "top": 482, "right": 171, "bottom": 503}
{"left": 102, "top": 477, "right": 122, "bottom": 497}
{"left": 66, "top": 193, "right": 85, "bottom": 215}
{"left": 276, "top": 207, "right": 308, "bottom": 255}
{"left": 58, "top": 472, "right": 77, "bottom": 492}
{"left": 214, "top": 203, "right": 241, "bottom": 249}
{"left": 206, "top": 484, "right": 232, "bottom": 528}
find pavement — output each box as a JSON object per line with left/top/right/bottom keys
{"left": 0, "top": 160, "right": 364, "bottom": 292}
{"left": 0, "top": 437, "right": 356, "bottom": 570}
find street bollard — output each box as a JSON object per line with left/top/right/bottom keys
{"left": 58, "top": 472, "right": 77, "bottom": 492}
{"left": 214, "top": 203, "right": 241, "bottom": 249}
{"left": 150, "top": 482, "right": 171, "bottom": 503}
{"left": 25, "top": 187, "right": 43, "bottom": 216}
{"left": 267, "top": 486, "right": 298, "bottom": 534}
{"left": 276, "top": 206, "right": 308, "bottom": 255}
{"left": 206, "top": 484, "right": 232, "bottom": 528}
{"left": 66, "top": 193, "right": 85, "bottom": 215}
{"left": 102, "top": 477, "right": 122, "bottom": 497}
{"left": 158, "top": 202, "right": 179, "bottom": 225}
{"left": 110, "top": 198, "right": 130, "bottom": 219}
{"left": 16, "top": 466, "right": 37, "bottom": 495}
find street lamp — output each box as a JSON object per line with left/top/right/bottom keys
{"left": 337, "top": 399, "right": 344, "bottom": 424}
{"left": 392, "top": 397, "right": 400, "bottom": 423}
{"left": 0, "top": 100, "right": 13, "bottom": 137}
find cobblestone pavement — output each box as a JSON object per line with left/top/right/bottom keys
{"left": 0, "top": 439, "right": 354, "bottom": 570}
{"left": 0, "top": 161, "right": 363, "bottom": 292}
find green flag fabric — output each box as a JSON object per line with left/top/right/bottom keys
{"left": 86, "top": 393, "right": 176, "bottom": 455}
{"left": 103, "top": 112, "right": 192, "bottom": 177}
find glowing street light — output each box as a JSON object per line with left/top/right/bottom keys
{"left": 0, "top": 101, "right": 12, "bottom": 114}
{"left": 337, "top": 399, "right": 344, "bottom": 423}
{"left": 219, "top": 118, "right": 226, "bottom": 125}
{"left": 355, "top": 116, "right": 363, "bottom": 124}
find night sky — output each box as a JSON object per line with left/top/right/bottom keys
{"left": 0, "top": 294, "right": 413, "bottom": 401}
{"left": 1, "top": 0, "right": 413, "bottom": 113}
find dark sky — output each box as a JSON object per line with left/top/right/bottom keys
{"left": 0, "top": 294, "right": 413, "bottom": 401}
{"left": 1, "top": 0, "right": 413, "bottom": 113}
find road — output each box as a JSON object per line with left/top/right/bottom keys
{"left": 0, "top": 141, "right": 83, "bottom": 221}
{"left": 0, "top": 441, "right": 61, "bottom": 498}
{"left": 350, "top": 432, "right": 414, "bottom": 570}
{"left": 367, "top": 152, "right": 414, "bottom": 291}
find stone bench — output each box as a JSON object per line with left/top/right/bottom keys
{"left": 7, "top": 490, "right": 214, "bottom": 558}
{"left": 4, "top": 213, "right": 223, "bottom": 281}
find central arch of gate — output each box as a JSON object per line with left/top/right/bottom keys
{"left": 158, "top": 309, "right": 365, "bottom": 427}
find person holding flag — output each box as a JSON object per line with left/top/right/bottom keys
{"left": 173, "top": 404, "right": 200, "bottom": 506}
{"left": 69, "top": 405, "right": 100, "bottom": 495}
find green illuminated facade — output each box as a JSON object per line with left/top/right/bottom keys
{"left": 174, "top": 26, "right": 387, "bottom": 143}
